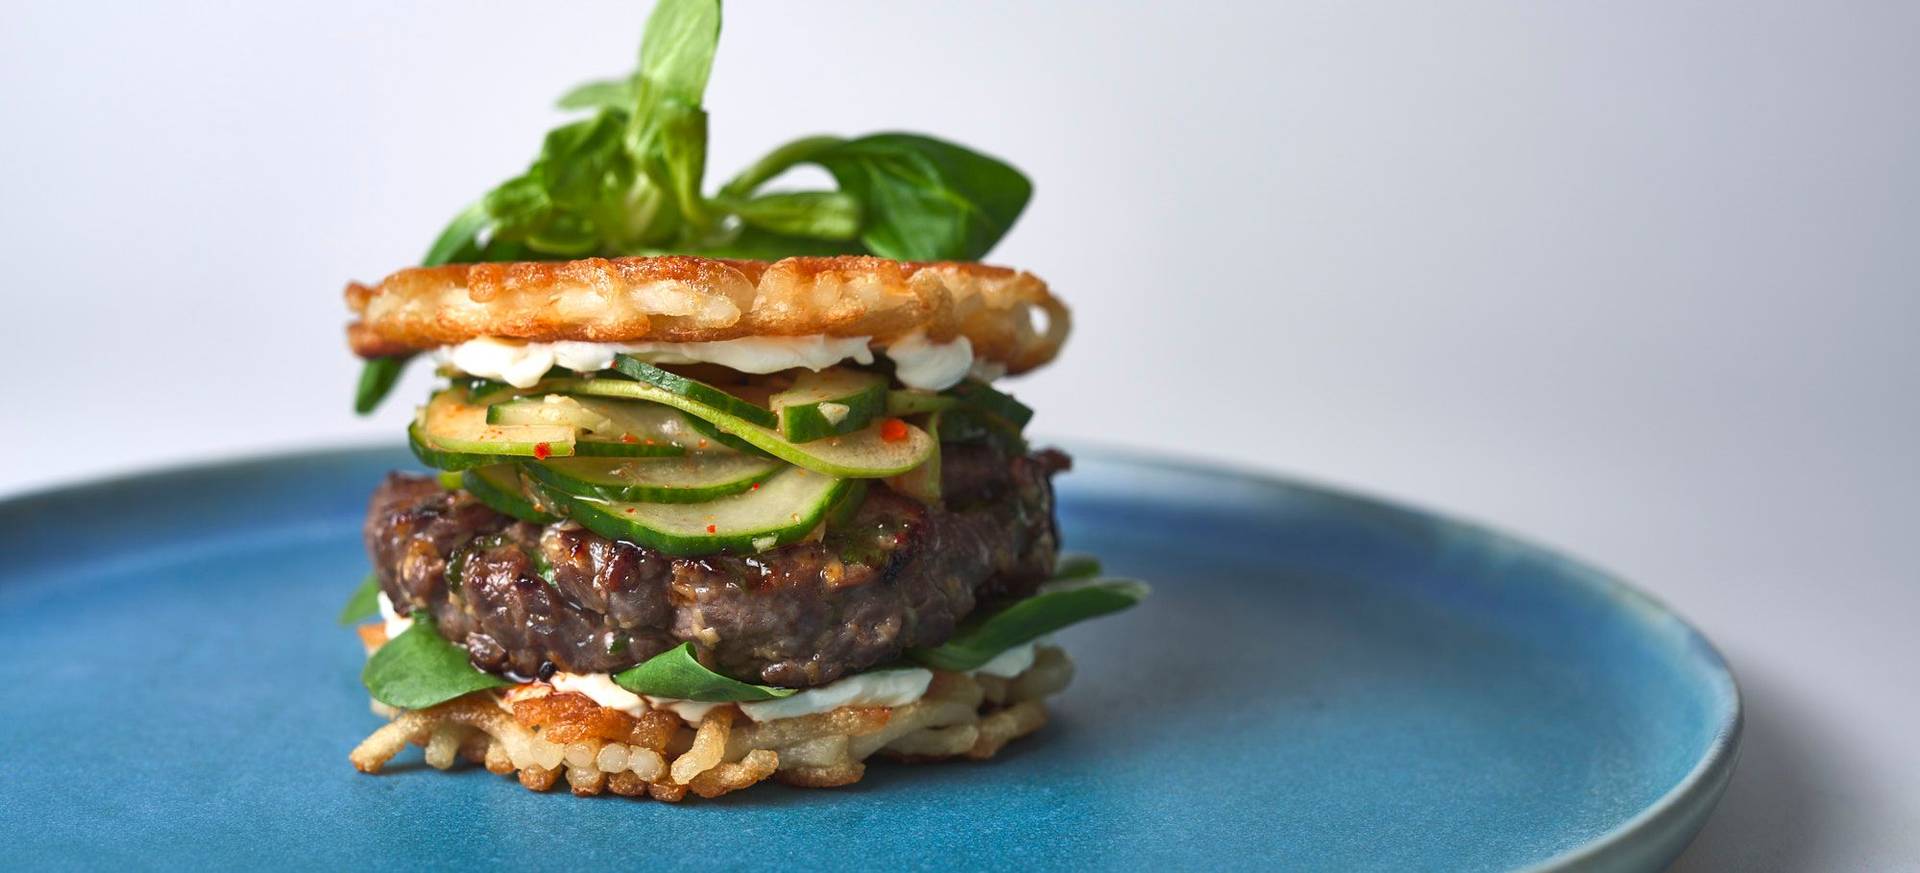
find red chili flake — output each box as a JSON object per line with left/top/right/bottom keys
{"left": 644, "top": 437, "right": 656, "bottom": 446}
{"left": 533, "top": 442, "right": 553, "bottom": 460}
{"left": 625, "top": 508, "right": 636, "bottom": 514}
{"left": 697, "top": 439, "right": 710, "bottom": 449}
{"left": 880, "top": 418, "right": 909, "bottom": 443}
{"left": 620, "top": 434, "right": 638, "bottom": 444}
{"left": 706, "top": 524, "right": 717, "bottom": 534}
{"left": 750, "top": 482, "right": 761, "bottom": 491}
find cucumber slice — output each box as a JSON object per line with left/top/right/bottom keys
{"left": 612, "top": 355, "right": 779, "bottom": 428}
{"left": 683, "top": 413, "right": 775, "bottom": 457}
{"left": 462, "top": 465, "right": 558, "bottom": 523}
{"left": 486, "top": 394, "right": 615, "bottom": 431}
{"left": 885, "top": 412, "right": 943, "bottom": 504}
{"left": 823, "top": 479, "right": 869, "bottom": 530}
{"left": 487, "top": 395, "right": 691, "bottom": 457}
{"left": 417, "top": 390, "right": 576, "bottom": 459}
{"left": 543, "top": 379, "right": 935, "bottom": 478}
{"left": 408, "top": 420, "right": 491, "bottom": 471}
{"left": 519, "top": 455, "right": 783, "bottom": 504}
{"left": 770, "top": 369, "right": 887, "bottom": 442}
{"left": 460, "top": 367, "right": 571, "bottom": 405}
{"left": 531, "top": 468, "right": 850, "bottom": 555}
{"left": 947, "top": 379, "right": 1033, "bottom": 429}
{"left": 573, "top": 437, "right": 689, "bottom": 458}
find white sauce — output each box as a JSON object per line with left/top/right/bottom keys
{"left": 440, "top": 333, "right": 989, "bottom": 391}
{"left": 549, "top": 671, "right": 647, "bottom": 715}
{"left": 376, "top": 591, "right": 413, "bottom": 639}
{"left": 379, "top": 586, "right": 1045, "bottom": 723}
{"left": 968, "top": 359, "right": 1009, "bottom": 382}
{"left": 970, "top": 639, "right": 1043, "bottom": 679}
{"left": 540, "top": 666, "right": 934, "bottom": 723}
{"left": 884, "top": 331, "right": 975, "bottom": 391}
{"left": 737, "top": 668, "right": 933, "bottom": 722}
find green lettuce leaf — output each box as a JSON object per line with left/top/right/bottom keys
{"left": 336, "top": 573, "right": 381, "bottom": 626}
{"left": 1052, "top": 553, "right": 1102, "bottom": 581}
{"left": 401, "top": 1, "right": 1029, "bottom": 274}
{"left": 612, "top": 642, "right": 796, "bottom": 701}
{"left": 811, "top": 133, "right": 1031, "bottom": 262}
{"left": 636, "top": 0, "right": 721, "bottom": 104}
{"left": 718, "top": 132, "right": 1030, "bottom": 261}
{"left": 716, "top": 190, "right": 863, "bottom": 241}
{"left": 362, "top": 617, "right": 509, "bottom": 709}
{"left": 909, "top": 577, "right": 1148, "bottom": 672}
{"left": 352, "top": 355, "right": 410, "bottom": 415}
{"left": 556, "top": 77, "right": 637, "bottom": 111}
{"left": 420, "top": 201, "right": 489, "bottom": 267}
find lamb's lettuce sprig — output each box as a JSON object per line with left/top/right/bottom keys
{"left": 426, "top": 0, "right": 1030, "bottom": 267}
{"left": 356, "top": 0, "right": 1031, "bottom": 414}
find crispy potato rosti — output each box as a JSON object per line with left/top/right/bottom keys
{"left": 348, "top": 646, "right": 1072, "bottom": 801}
{"left": 344, "top": 255, "right": 1070, "bottom": 374}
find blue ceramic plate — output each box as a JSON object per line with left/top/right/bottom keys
{"left": 0, "top": 448, "right": 1738, "bottom": 872}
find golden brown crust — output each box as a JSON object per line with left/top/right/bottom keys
{"left": 344, "top": 255, "right": 1070, "bottom": 375}
{"left": 347, "top": 646, "right": 1075, "bottom": 801}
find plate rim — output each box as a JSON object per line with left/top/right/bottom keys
{"left": 0, "top": 444, "right": 1742, "bottom": 870}
{"left": 1060, "top": 445, "right": 1744, "bottom": 871}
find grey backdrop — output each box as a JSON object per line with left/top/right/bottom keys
{"left": 2, "top": 2, "right": 1914, "bottom": 869}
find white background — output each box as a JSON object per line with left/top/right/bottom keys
{"left": 2, "top": 3, "right": 1914, "bottom": 868}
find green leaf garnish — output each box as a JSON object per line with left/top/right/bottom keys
{"left": 1053, "top": 553, "right": 1102, "bottom": 580}
{"left": 808, "top": 133, "right": 1031, "bottom": 261}
{"left": 422, "top": 0, "right": 1028, "bottom": 266}
{"left": 909, "top": 577, "right": 1148, "bottom": 672}
{"left": 336, "top": 573, "right": 382, "bottom": 626}
{"left": 945, "top": 378, "right": 1035, "bottom": 429}
{"left": 637, "top": 0, "right": 722, "bottom": 104}
{"left": 362, "top": 616, "right": 509, "bottom": 709}
{"left": 612, "top": 642, "right": 796, "bottom": 702}
{"left": 353, "top": 355, "right": 411, "bottom": 415}
{"left": 556, "top": 78, "right": 636, "bottom": 111}
{"left": 715, "top": 190, "right": 863, "bottom": 241}
{"left": 421, "top": 201, "right": 489, "bottom": 267}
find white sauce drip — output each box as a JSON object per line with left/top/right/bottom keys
{"left": 372, "top": 592, "right": 1048, "bottom": 723}
{"left": 970, "top": 639, "right": 1043, "bottom": 679}
{"left": 376, "top": 591, "right": 413, "bottom": 639}
{"left": 883, "top": 331, "right": 976, "bottom": 391}
{"left": 545, "top": 666, "right": 935, "bottom": 723}
{"left": 539, "top": 642, "right": 1045, "bottom": 724}
{"left": 377, "top": 591, "right": 1048, "bottom": 723}
{"left": 737, "top": 668, "right": 933, "bottom": 722}
{"left": 440, "top": 333, "right": 987, "bottom": 391}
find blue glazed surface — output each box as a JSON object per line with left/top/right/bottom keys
{"left": 0, "top": 448, "right": 1737, "bottom": 872}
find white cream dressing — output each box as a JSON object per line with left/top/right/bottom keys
{"left": 534, "top": 641, "right": 1045, "bottom": 724}
{"left": 882, "top": 331, "right": 975, "bottom": 391}
{"left": 969, "top": 638, "right": 1043, "bottom": 679}
{"left": 737, "top": 668, "right": 932, "bottom": 721}
{"left": 440, "top": 333, "right": 986, "bottom": 391}
{"left": 376, "top": 591, "right": 413, "bottom": 639}
{"left": 542, "top": 666, "right": 936, "bottom": 723}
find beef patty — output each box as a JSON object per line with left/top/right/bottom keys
{"left": 364, "top": 445, "right": 1068, "bottom": 688}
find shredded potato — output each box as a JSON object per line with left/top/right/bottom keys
{"left": 347, "top": 646, "right": 1073, "bottom": 801}
{"left": 344, "top": 255, "right": 1070, "bottom": 375}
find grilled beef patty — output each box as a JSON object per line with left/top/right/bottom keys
{"left": 364, "top": 445, "right": 1068, "bottom": 688}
